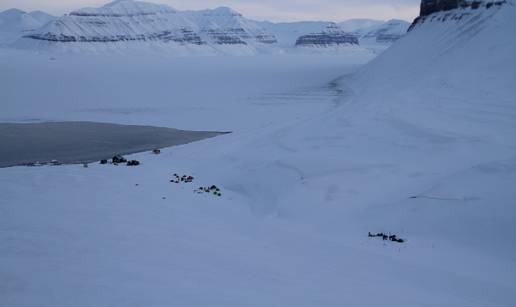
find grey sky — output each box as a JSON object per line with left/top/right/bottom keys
{"left": 0, "top": 0, "right": 421, "bottom": 22}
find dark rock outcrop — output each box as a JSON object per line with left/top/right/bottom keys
{"left": 26, "top": 28, "right": 206, "bottom": 44}
{"left": 420, "top": 0, "right": 506, "bottom": 16}
{"left": 295, "top": 24, "right": 358, "bottom": 47}
{"left": 420, "top": 0, "right": 462, "bottom": 16}
{"left": 158, "top": 29, "right": 206, "bottom": 45}
{"left": 26, "top": 26, "right": 275, "bottom": 46}
{"left": 202, "top": 28, "right": 277, "bottom": 45}
{"left": 203, "top": 28, "right": 248, "bottom": 45}
{"left": 409, "top": 0, "right": 508, "bottom": 30}
{"left": 255, "top": 33, "right": 278, "bottom": 44}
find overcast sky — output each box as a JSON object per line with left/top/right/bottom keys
{"left": 0, "top": 0, "right": 421, "bottom": 22}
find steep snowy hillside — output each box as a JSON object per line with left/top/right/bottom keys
{"left": 215, "top": 1, "right": 516, "bottom": 303}
{"left": 326, "top": 0, "right": 516, "bottom": 287}
{"left": 0, "top": 9, "right": 55, "bottom": 45}
{"left": 18, "top": 0, "right": 278, "bottom": 55}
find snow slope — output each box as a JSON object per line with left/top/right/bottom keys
{"left": 0, "top": 9, "right": 55, "bottom": 45}
{"left": 1, "top": 1, "right": 515, "bottom": 307}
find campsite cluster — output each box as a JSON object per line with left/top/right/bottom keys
{"left": 171, "top": 173, "right": 194, "bottom": 183}
{"left": 168, "top": 173, "right": 222, "bottom": 197}
{"left": 22, "top": 149, "right": 225, "bottom": 198}
{"left": 195, "top": 185, "right": 222, "bottom": 197}
{"left": 97, "top": 152, "right": 224, "bottom": 198}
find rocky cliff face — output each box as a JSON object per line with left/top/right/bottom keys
{"left": 295, "top": 24, "right": 358, "bottom": 47}
{"left": 410, "top": 0, "right": 508, "bottom": 30}
{"left": 420, "top": 0, "right": 462, "bottom": 16}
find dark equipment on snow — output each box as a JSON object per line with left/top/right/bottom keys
{"left": 368, "top": 232, "right": 406, "bottom": 243}
{"left": 112, "top": 154, "right": 127, "bottom": 164}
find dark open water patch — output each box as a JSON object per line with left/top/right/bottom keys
{"left": 0, "top": 122, "right": 229, "bottom": 168}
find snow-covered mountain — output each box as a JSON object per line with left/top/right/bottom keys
{"left": 17, "top": 0, "right": 278, "bottom": 55}
{"left": 0, "top": 8, "right": 55, "bottom": 45}
{"left": 261, "top": 19, "right": 409, "bottom": 50}
{"left": 6, "top": 0, "right": 409, "bottom": 55}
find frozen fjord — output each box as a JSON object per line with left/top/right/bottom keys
{"left": 0, "top": 121, "right": 228, "bottom": 168}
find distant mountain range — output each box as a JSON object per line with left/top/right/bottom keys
{"left": 0, "top": 0, "right": 411, "bottom": 54}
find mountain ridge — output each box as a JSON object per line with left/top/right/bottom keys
{"left": 2, "top": 0, "right": 410, "bottom": 54}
